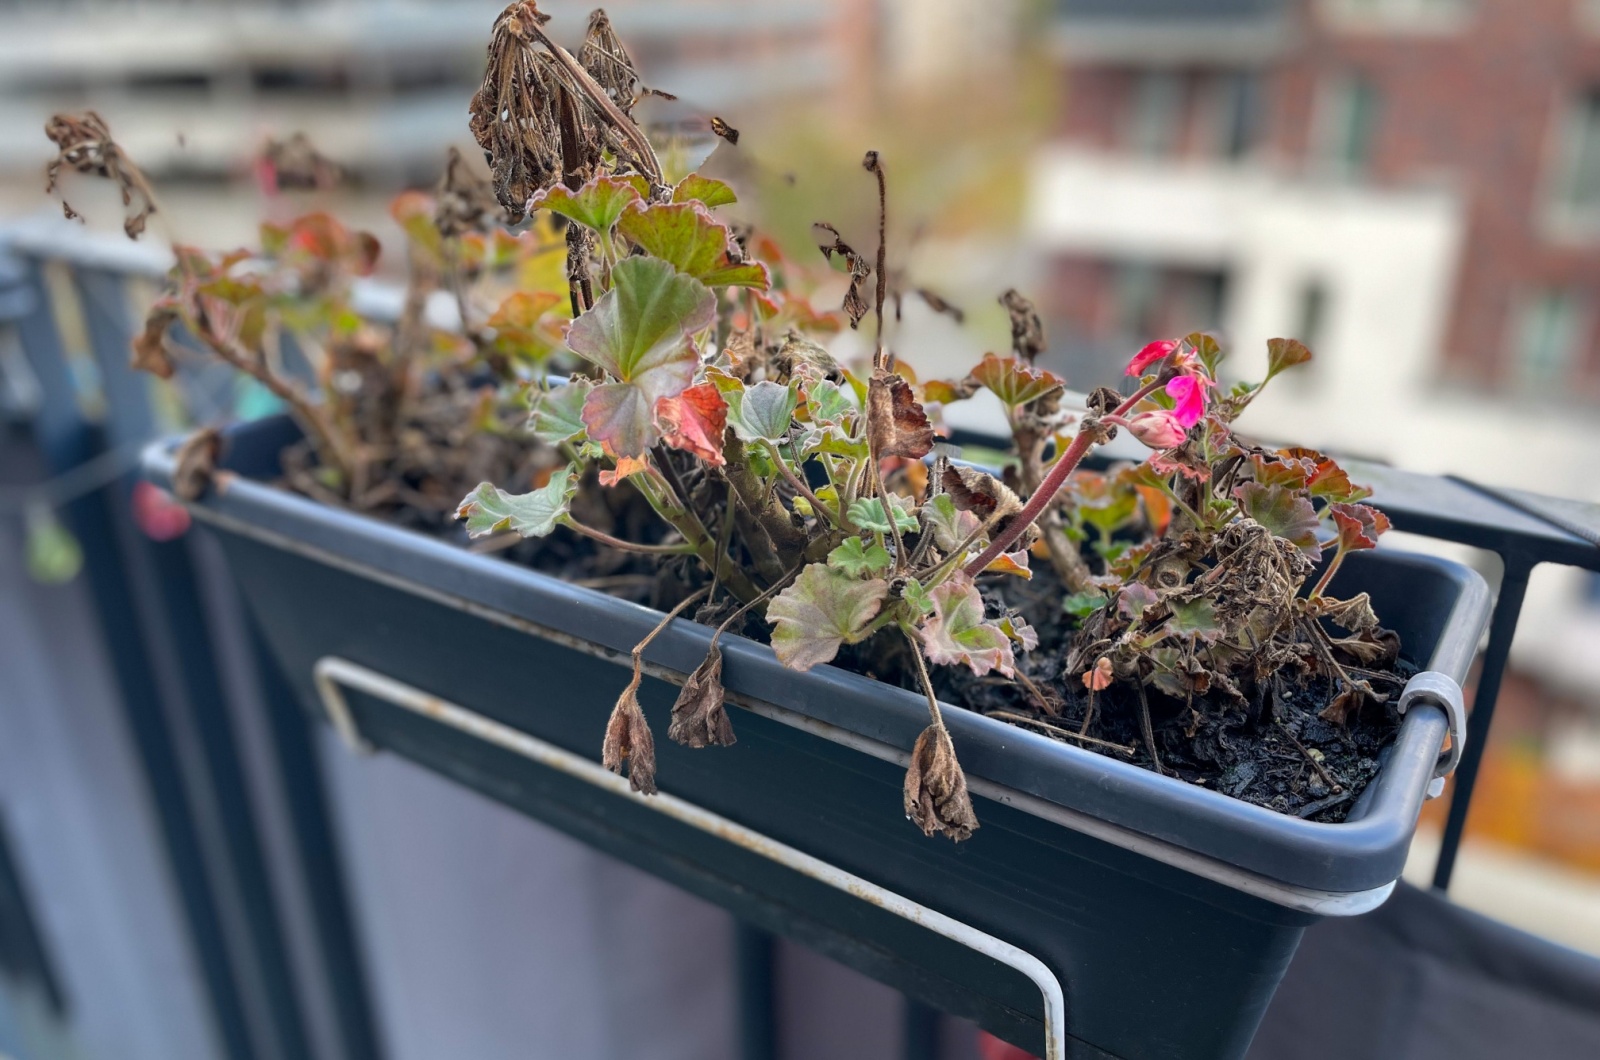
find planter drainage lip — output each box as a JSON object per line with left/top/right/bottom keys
{"left": 143, "top": 428, "right": 1492, "bottom": 903}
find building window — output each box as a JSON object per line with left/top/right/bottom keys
{"left": 1208, "top": 71, "right": 1262, "bottom": 160}
{"left": 1294, "top": 280, "right": 1330, "bottom": 358}
{"left": 1552, "top": 91, "right": 1600, "bottom": 222}
{"left": 1509, "top": 287, "right": 1584, "bottom": 389}
{"left": 1124, "top": 71, "right": 1185, "bottom": 159}
{"left": 1312, "top": 73, "right": 1381, "bottom": 178}
{"left": 1111, "top": 261, "right": 1161, "bottom": 338}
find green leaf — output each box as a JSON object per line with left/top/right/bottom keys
{"left": 25, "top": 504, "right": 82, "bottom": 585}
{"left": 528, "top": 379, "right": 592, "bottom": 444}
{"left": 616, "top": 201, "right": 770, "bottom": 289}
{"left": 1184, "top": 331, "right": 1226, "bottom": 377}
{"left": 917, "top": 574, "right": 1015, "bottom": 677}
{"left": 726, "top": 380, "right": 798, "bottom": 442}
{"left": 1062, "top": 590, "right": 1108, "bottom": 620}
{"left": 1265, "top": 337, "right": 1313, "bottom": 380}
{"left": 456, "top": 468, "right": 576, "bottom": 539}
{"left": 1165, "top": 598, "right": 1222, "bottom": 642}
{"left": 922, "top": 494, "right": 980, "bottom": 552}
{"left": 528, "top": 175, "right": 642, "bottom": 232}
{"left": 767, "top": 564, "right": 888, "bottom": 671}
{"left": 847, "top": 494, "right": 919, "bottom": 534}
{"left": 901, "top": 578, "right": 934, "bottom": 616}
{"left": 967, "top": 352, "right": 1064, "bottom": 408}
{"left": 1234, "top": 481, "right": 1322, "bottom": 557}
{"left": 806, "top": 379, "right": 855, "bottom": 424}
{"left": 827, "top": 537, "right": 892, "bottom": 578}
{"left": 567, "top": 257, "right": 715, "bottom": 456}
{"left": 672, "top": 174, "right": 738, "bottom": 209}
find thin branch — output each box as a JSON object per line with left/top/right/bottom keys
{"left": 562, "top": 518, "right": 696, "bottom": 554}
{"left": 986, "top": 711, "right": 1134, "bottom": 755}
{"left": 903, "top": 628, "right": 948, "bottom": 733}
{"left": 963, "top": 379, "right": 1164, "bottom": 576}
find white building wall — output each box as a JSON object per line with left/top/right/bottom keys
{"left": 1030, "top": 147, "right": 1600, "bottom": 694}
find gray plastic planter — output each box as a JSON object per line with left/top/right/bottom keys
{"left": 144, "top": 416, "right": 1492, "bottom": 1060}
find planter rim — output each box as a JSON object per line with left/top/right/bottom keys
{"left": 142, "top": 425, "right": 1492, "bottom": 910}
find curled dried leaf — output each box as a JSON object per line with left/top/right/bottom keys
{"left": 172, "top": 427, "right": 223, "bottom": 502}
{"left": 44, "top": 111, "right": 158, "bottom": 239}
{"left": 132, "top": 305, "right": 179, "bottom": 380}
{"left": 999, "top": 289, "right": 1045, "bottom": 363}
{"left": 812, "top": 222, "right": 871, "bottom": 329}
{"left": 602, "top": 683, "right": 657, "bottom": 794}
{"left": 903, "top": 725, "right": 979, "bottom": 841}
{"left": 866, "top": 368, "right": 934, "bottom": 460}
{"left": 668, "top": 645, "right": 736, "bottom": 749}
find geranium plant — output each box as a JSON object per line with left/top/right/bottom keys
{"left": 69, "top": 1, "right": 1403, "bottom": 842}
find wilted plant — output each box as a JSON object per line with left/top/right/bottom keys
{"left": 80, "top": 1, "right": 1400, "bottom": 840}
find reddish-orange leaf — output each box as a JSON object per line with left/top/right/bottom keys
{"left": 655, "top": 383, "right": 728, "bottom": 466}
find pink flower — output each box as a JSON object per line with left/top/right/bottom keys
{"left": 1122, "top": 410, "right": 1189, "bottom": 450}
{"left": 131, "top": 482, "right": 191, "bottom": 542}
{"left": 1165, "top": 375, "right": 1210, "bottom": 428}
{"left": 1125, "top": 339, "right": 1178, "bottom": 377}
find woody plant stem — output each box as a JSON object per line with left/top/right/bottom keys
{"left": 963, "top": 380, "right": 1164, "bottom": 576}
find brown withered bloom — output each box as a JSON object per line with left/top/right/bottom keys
{"left": 471, "top": 4, "right": 564, "bottom": 220}
{"left": 668, "top": 645, "right": 736, "bottom": 749}
{"left": 999, "top": 289, "right": 1045, "bottom": 363}
{"left": 579, "top": 9, "right": 643, "bottom": 113}
{"left": 260, "top": 133, "right": 344, "bottom": 191}
{"left": 44, "top": 111, "right": 158, "bottom": 238}
{"left": 602, "top": 682, "right": 658, "bottom": 794}
{"left": 708, "top": 116, "right": 740, "bottom": 145}
{"left": 866, "top": 368, "right": 934, "bottom": 460}
{"left": 904, "top": 724, "right": 979, "bottom": 841}
{"left": 433, "top": 147, "right": 503, "bottom": 238}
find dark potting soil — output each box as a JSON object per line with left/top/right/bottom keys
{"left": 272, "top": 435, "right": 1407, "bottom": 824}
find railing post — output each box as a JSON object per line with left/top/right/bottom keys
{"left": 1431, "top": 553, "right": 1535, "bottom": 891}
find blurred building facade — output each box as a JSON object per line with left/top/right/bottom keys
{"left": 1038, "top": 0, "right": 1600, "bottom": 699}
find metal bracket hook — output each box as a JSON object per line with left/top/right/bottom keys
{"left": 1397, "top": 670, "right": 1467, "bottom": 800}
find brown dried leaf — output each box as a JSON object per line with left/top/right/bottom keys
{"left": 867, "top": 368, "right": 934, "bottom": 459}
{"left": 999, "top": 289, "right": 1045, "bottom": 363}
{"left": 602, "top": 683, "right": 657, "bottom": 794}
{"left": 942, "top": 465, "right": 1039, "bottom": 550}
{"left": 812, "top": 222, "right": 871, "bottom": 329}
{"left": 709, "top": 116, "right": 740, "bottom": 145}
{"left": 44, "top": 111, "right": 158, "bottom": 239}
{"left": 903, "top": 725, "right": 979, "bottom": 841}
{"left": 172, "top": 427, "right": 223, "bottom": 502}
{"left": 915, "top": 288, "right": 965, "bottom": 324}
{"left": 667, "top": 645, "right": 736, "bottom": 748}
{"left": 1318, "top": 592, "right": 1380, "bottom": 633}
{"left": 132, "top": 305, "right": 179, "bottom": 380}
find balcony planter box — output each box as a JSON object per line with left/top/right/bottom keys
{"left": 144, "top": 415, "right": 1491, "bottom": 1060}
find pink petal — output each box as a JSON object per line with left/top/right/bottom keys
{"left": 1125, "top": 339, "right": 1177, "bottom": 377}
{"left": 1165, "top": 376, "right": 1207, "bottom": 428}
{"left": 1125, "top": 410, "right": 1188, "bottom": 450}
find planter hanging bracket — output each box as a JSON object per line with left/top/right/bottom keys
{"left": 1397, "top": 671, "right": 1467, "bottom": 800}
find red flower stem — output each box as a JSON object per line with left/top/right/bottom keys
{"left": 963, "top": 380, "right": 1164, "bottom": 577}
